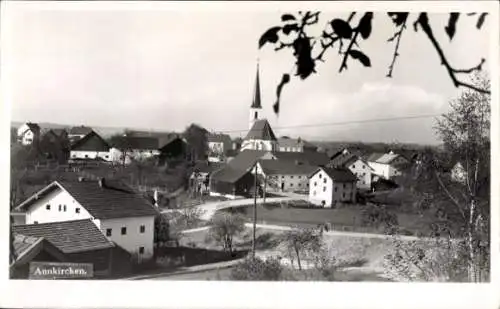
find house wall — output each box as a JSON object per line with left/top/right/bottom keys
{"left": 346, "top": 159, "right": 372, "bottom": 190}
{"left": 24, "top": 189, "right": 93, "bottom": 224}
{"left": 367, "top": 161, "right": 391, "bottom": 179}
{"left": 70, "top": 150, "right": 111, "bottom": 161}
{"left": 278, "top": 145, "right": 303, "bottom": 152}
{"left": 267, "top": 174, "right": 309, "bottom": 192}
{"left": 309, "top": 171, "right": 356, "bottom": 207}
{"left": 17, "top": 124, "right": 38, "bottom": 145}
{"left": 241, "top": 139, "right": 276, "bottom": 152}
{"left": 99, "top": 216, "right": 155, "bottom": 261}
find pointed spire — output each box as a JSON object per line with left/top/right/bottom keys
{"left": 251, "top": 60, "right": 262, "bottom": 109}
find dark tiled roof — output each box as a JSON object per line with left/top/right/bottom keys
{"left": 13, "top": 219, "right": 114, "bottom": 254}
{"left": 69, "top": 126, "right": 93, "bottom": 136}
{"left": 227, "top": 149, "right": 274, "bottom": 171}
{"left": 12, "top": 234, "right": 67, "bottom": 265}
{"left": 123, "top": 136, "right": 159, "bottom": 150}
{"left": 366, "top": 153, "right": 385, "bottom": 162}
{"left": 329, "top": 153, "right": 357, "bottom": 168}
{"left": 70, "top": 131, "right": 110, "bottom": 152}
{"left": 16, "top": 180, "right": 158, "bottom": 219}
{"left": 273, "top": 151, "right": 329, "bottom": 166}
{"left": 59, "top": 180, "right": 158, "bottom": 219}
{"left": 26, "top": 122, "right": 41, "bottom": 132}
{"left": 311, "top": 167, "right": 357, "bottom": 182}
{"left": 259, "top": 160, "right": 317, "bottom": 176}
{"left": 245, "top": 119, "right": 277, "bottom": 141}
{"left": 210, "top": 166, "right": 250, "bottom": 183}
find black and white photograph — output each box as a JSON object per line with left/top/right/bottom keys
{"left": 0, "top": 1, "right": 498, "bottom": 308}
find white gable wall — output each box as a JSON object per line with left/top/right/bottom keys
{"left": 309, "top": 170, "right": 357, "bottom": 207}
{"left": 241, "top": 139, "right": 276, "bottom": 152}
{"left": 24, "top": 188, "right": 93, "bottom": 224}
{"left": 99, "top": 216, "right": 155, "bottom": 260}
{"left": 346, "top": 159, "right": 372, "bottom": 190}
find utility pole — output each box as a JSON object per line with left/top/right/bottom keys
{"left": 252, "top": 161, "right": 258, "bottom": 259}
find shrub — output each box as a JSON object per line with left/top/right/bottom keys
{"left": 230, "top": 257, "right": 284, "bottom": 281}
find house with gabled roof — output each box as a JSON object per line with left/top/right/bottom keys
{"left": 277, "top": 136, "right": 318, "bottom": 153}
{"left": 308, "top": 167, "right": 357, "bottom": 207}
{"left": 14, "top": 178, "right": 158, "bottom": 261}
{"left": 10, "top": 233, "right": 68, "bottom": 279}
{"left": 366, "top": 152, "right": 409, "bottom": 180}
{"left": 257, "top": 160, "right": 317, "bottom": 193}
{"left": 207, "top": 132, "right": 233, "bottom": 162}
{"left": 328, "top": 154, "right": 374, "bottom": 190}
{"left": 68, "top": 125, "right": 94, "bottom": 142}
{"left": 17, "top": 122, "right": 41, "bottom": 146}
{"left": 70, "top": 130, "right": 111, "bottom": 162}
{"left": 12, "top": 219, "right": 133, "bottom": 278}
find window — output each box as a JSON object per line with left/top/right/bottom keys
{"left": 290, "top": 176, "right": 294, "bottom": 179}
{"left": 298, "top": 176, "right": 302, "bottom": 179}
{"left": 58, "top": 205, "right": 62, "bottom": 211}
{"left": 140, "top": 225, "right": 145, "bottom": 233}
{"left": 334, "top": 186, "right": 338, "bottom": 192}
{"left": 254, "top": 111, "right": 258, "bottom": 119}
{"left": 319, "top": 174, "right": 322, "bottom": 179}
{"left": 121, "top": 227, "right": 127, "bottom": 235}
{"left": 290, "top": 183, "right": 293, "bottom": 187}
{"left": 323, "top": 178, "right": 327, "bottom": 184}
{"left": 85, "top": 155, "right": 88, "bottom": 158}
{"left": 72, "top": 154, "right": 76, "bottom": 158}
{"left": 363, "top": 165, "right": 365, "bottom": 169}
{"left": 139, "top": 247, "right": 145, "bottom": 254}
{"left": 306, "top": 183, "right": 309, "bottom": 187}
{"left": 323, "top": 186, "right": 326, "bottom": 192}
{"left": 343, "top": 183, "right": 346, "bottom": 189}
{"left": 314, "top": 182, "right": 317, "bottom": 186}
{"left": 63, "top": 205, "right": 67, "bottom": 212}
{"left": 46, "top": 204, "right": 51, "bottom": 210}
{"left": 105, "top": 155, "right": 109, "bottom": 159}
{"left": 75, "top": 208, "right": 80, "bottom": 214}
{"left": 298, "top": 183, "right": 301, "bottom": 187}
{"left": 282, "top": 176, "right": 285, "bottom": 179}
{"left": 106, "top": 229, "right": 112, "bottom": 237}
{"left": 343, "top": 192, "right": 346, "bottom": 198}
{"left": 352, "top": 164, "right": 356, "bottom": 169}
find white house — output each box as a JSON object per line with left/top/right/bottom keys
{"left": 277, "top": 137, "right": 317, "bottom": 153}
{"left": 257, "top": 160, "right": 317, "bottom": 193}
{"left": 328, "top": 154, "right": 374, "bottom": 190}
{"left": 69, "top": 130, "right": 112, "bottom": 162}
{"left": 308, "top": 167, "right": 357, "bottom": 207}
{"left": 17, "top": 122, "right": 41, "bottom": 146}
{"left": 14, "top": 178, "right": 158, "bottom": 261}
{"left": 366, "top": 152, "right": 409, "bottom": 180}
{"left": 207, "top": 133, "right": 232, "bottom": 163}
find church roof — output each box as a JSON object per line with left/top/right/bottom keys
{"left": 245, "top": 119, "right": 277, "bottom": 141}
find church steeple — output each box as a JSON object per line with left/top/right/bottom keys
{"left": 249, "top": 61, "right": 262, "bottom": 129}
{"left": 251, "top": 62, "right": 262, "bottom": 109}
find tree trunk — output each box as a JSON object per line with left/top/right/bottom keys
{"left": 295, "top": 246, "right": 302, "bottom": 270}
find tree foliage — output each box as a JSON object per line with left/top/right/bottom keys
{"left": 230, "top": 256, "right": 284, "bottom": 281}
{"left": 208, "top": 212, "right": 246, "bottom": 254}
{"left": 183, "top": 124, "right": 209, "bottom": 163}
{"left": 258, "top": 12, "right": 489, "bottom": 115}
{"left": 384, "top": 73, "right": 490, "bottom": 282}
{"left": 279, "top": 227, "right": 324, "bottom": 270}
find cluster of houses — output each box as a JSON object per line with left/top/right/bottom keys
{"left": 11, "top": 63, "right": 466, "bottom": 279}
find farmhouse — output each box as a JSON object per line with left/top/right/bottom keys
{"left": 258, "top": 160, "right": 317, "bottom": 193}
{"left": 17, "top": 122, "right": 41, "bottom": 146}
{"left": 277, "top": 136, "right": 318, "bottom": 153}
{"left": 190, "top": 161, "right": 225, "bottom": 195}
{"left": 328, "top": 154, "right": 374, "bottom": 190}
{"left": 366, "top": 152, "right": 409, "bottom": 180}
{"left": 308, "top": 167, "right": 357, "bottom": 207}
{"left": 13, "top": 219, "right": 132, "bottom": 277}
{"left": 207, "top": 133, "right": 233, "bottom": 162}
{"left": 14, "top": 178, "right": 158, "bottom": 261}
{"left": 70, "top": 130, "right": 111, "bottom": 162}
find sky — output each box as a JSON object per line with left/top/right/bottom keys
{"left": 1, "top": 2, "right": 492, "bottom": 144}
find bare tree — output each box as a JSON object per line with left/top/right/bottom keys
{"left": 208, "top": 212, "right": 246, "bottom": 255}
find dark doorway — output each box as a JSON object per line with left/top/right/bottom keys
{"left": 281, "top": 182, "right": 285, "bottom": 191}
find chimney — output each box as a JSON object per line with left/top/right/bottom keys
{"left": 98, "top": 177, "right": 105, "bottom": 188}
{"left": 153, "top": 190, "right": 159, "bottom": 207}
